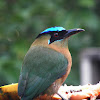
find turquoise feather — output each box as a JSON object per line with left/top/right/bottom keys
{"left": 40, "top": 26, "right": 66, "bottom": 34}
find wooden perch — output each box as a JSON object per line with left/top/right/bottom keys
{"left": 0, "top": 82, "right": 100, "bottom": 100}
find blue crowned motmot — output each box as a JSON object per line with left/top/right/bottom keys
{"left": 18, "top": 27, "right": 84, "bottom": 100}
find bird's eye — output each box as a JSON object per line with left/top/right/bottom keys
{"left": 54, "top": 33, "right": 59, "bottom": 37}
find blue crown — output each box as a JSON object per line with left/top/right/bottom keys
{"left": 40, "top": 26, "right": 66, "bottom": 34}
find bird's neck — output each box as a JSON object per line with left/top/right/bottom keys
{"left": 31, "top": 35, "right": 72, "bottom": 67}
{"left": 32, "top": 35, "right": 68, "bottom": 49}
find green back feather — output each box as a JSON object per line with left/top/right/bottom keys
{"left": 18, "top": 46, "right": 68, "bottom": 100}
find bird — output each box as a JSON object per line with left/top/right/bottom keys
{"left": 18, "top": 26, "right": 84, "bottom": 100}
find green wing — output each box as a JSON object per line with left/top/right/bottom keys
{"left": 18, "top": 46, "right": 68, "bottom": 100}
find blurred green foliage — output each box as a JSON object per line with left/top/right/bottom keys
{"left": 0, "top": 0, "right": 100, "bottom": 86}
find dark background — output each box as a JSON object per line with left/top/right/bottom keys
{"left": 0, "top": 0, "right": 100, "bottom": 86}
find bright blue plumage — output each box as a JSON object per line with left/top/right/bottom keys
{"left": 40, "top": 26, "right": 66, "bottom": 34}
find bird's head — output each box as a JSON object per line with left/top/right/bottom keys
{"left": 35, "top": 27, "right": 84, "bottom": 47}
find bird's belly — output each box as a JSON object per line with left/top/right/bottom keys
{"left": 33, "top": 78, "right": 62, "bottom": 100}
{"left": 41, "top": 76, "right": 65, "bottom": 96}
{"left": 41, "top": 62, "right": 71, "bottom": 96}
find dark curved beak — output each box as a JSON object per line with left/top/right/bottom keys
{"left": 64, "top": 28, "right": 85, "bottom": 38}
